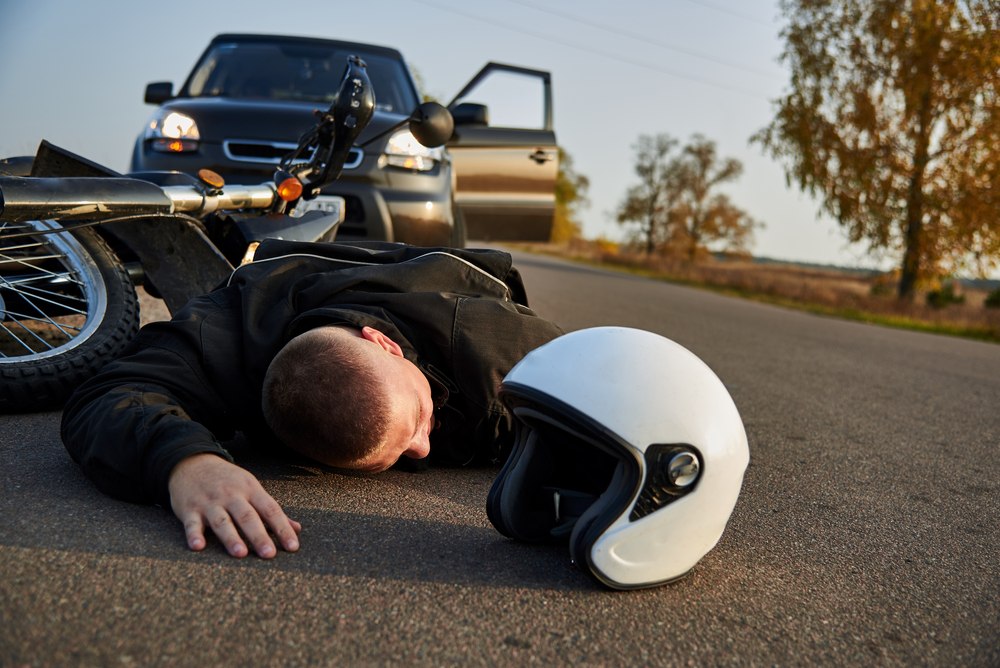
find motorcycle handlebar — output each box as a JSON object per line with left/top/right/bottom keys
{"left": 163, "top": 183, "right": 278, "bottom": 216}
{"left": 0, "top": 177, "right": 280, "bottom": 225}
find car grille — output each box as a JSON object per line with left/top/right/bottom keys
{"left": 222, "top": 140, "right": 363, "bottom": 169}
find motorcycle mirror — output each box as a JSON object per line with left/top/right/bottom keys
{"left": 408, "top": 102, "right": 454, "bottom": 148}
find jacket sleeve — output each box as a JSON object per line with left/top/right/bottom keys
{"left": 60, "top": 308, "right": 237, "bottom": 509}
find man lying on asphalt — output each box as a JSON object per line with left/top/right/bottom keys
{"left": 61, "top": 240, "right": 563, "bottom": 560}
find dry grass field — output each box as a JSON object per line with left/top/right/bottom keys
{"left": 510, "top": 240, "right": 1000, "bottom": 343}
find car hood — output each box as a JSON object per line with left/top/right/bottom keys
{"left": 157, "top": 97, "right": 406, "bottom": 146}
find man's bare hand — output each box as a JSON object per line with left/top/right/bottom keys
{"left": 168, "top": 453, "right": 301, "bottom": 558}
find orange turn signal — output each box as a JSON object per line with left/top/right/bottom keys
{"left": 277, "top": 177, "right": 303, "bottom": 202}
{"left": 198, "top": 169, "right": 225, "bottom": 189}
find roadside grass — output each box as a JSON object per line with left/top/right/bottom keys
{"left": 507, "top": 240, "right": 1000, "bottom": 344}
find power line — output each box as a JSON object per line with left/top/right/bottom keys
{"left": 408, "top": 0, "right": 775, "bottom": 100}
{"left": 682, "top": 0, "right": 777, "bottom": 29}
{"left": 506, "top": 0, "right": 784, "bottom": 81}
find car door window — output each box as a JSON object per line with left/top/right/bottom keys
{"left": 451, "top": 70, "right": 546, "bottom": 130}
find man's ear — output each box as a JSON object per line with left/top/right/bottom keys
{"left": 360, "top": 326, "right": 405, "bottom": 358}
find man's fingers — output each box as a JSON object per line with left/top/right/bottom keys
{"left": 182, "top": 515, "right": 207, "bottom": 552}
{"left": 206, "top": 507, "right": 249, "bottom": 558}
{"left": 168, "top": 454, "right": 301, "bottom": 559}
{"left": 252, "top": 492, "right": 300, "bottom": 553}
{"left": 231, "top": 499, "right": 280, "bottom": 559}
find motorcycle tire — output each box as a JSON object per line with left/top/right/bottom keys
{"left": 0, "top": 221, "right": 140, "bottom": 412}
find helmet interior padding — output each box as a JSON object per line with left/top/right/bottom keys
{"left": 487, "top": 407, "right": 631, "bottom": 546}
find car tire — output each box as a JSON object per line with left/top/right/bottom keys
{"left": 0, "top": 224, "right": 140, "bottom": 412}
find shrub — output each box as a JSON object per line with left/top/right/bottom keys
{"left": 870, "top": 281, "right": 894, "bottom": 297}
{"left": 593, "top": 237, "right": 619, "bottom": 254}
{"left": 985, "top": 287, "right": 1000, "bottom": 309}
{"left": 926, "top": 281, "right": 966, "bottom": 309}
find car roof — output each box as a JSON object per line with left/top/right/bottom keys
{"left": 208, "top": 33, "right": 406, "bottom": 60}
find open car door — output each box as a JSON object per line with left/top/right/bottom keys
{"left": 447, "top": 63, "right": 557, "bottom": 242}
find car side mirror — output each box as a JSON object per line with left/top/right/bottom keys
{"left": 450, "top": 103, "right": 489, "bottom": 127}
{"left": 145, "top": 82, "right": 174, "bottom": 105}
{"left": 409, "top": 102, "right": 455, "bottom": 148}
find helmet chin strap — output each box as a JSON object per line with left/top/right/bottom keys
{"left": 539, "top": 487, "right": 599, "bottom": 540}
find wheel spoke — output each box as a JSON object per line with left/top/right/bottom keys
{"left": 0, "top": 276, "right": 82, "bottom": 335}
{"left": 0, "top": 321, "right": 55, "bottom": 354}
{"left": 0, "top": 222, "right": 34, "bottom": 232}
{"left": 0, "top": 252, "right": 72, "bottom": 264}
{"left": 0, "top": 267, "right": 88, "bottom": 316}
{"left": 3, "top": 277, "right": 88, "bottom": 306}
{"left": 0, "top": 241, "right": 56, "bottom": 253}
{"left": 0, "top": 223, "right": 127, "bottom": 373}
{"left": 0, "top": 309, "right": 83, "bottom": 332}
{"left": 0, "top": 249, "right": 76, "bottom": 281}
{"left": 4, "top": 291, "right": 87, "bottom": 320}
{"left": 9, "top": 291, "right": 88, "bottom": 317}
{"left": 1, "top": 270, "right": 84, "bottom": 291}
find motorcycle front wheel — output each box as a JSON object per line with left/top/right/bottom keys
{"left": 0, "top": 221, "right": 140, "bottom": 412}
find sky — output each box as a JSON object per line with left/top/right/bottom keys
{"left": 0, "top": 0, "right": 891, "bottom": 270}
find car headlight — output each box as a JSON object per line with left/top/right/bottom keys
{"left": 144, "top": 109, "right": 200, "bottom": 153}
{"left": 382, "top": 129, "right": 443, "bottom": 172}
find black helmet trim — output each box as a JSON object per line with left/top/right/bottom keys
{"left": 491, "top": 382, "right": 644, "bottom": 588}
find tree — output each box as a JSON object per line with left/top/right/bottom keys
{"left": 616, "top": 134, "right": 758, "bottom": 257}
{"left": 616, "top": 134, "right": 680, "bottom": 254}
{"left": 550, "top": 147, "right": 590, "bottom": 243}
{"left": 671, "top": 135, "right": 758, "bottom": 260}
{"left": 753, "top": 0, "right": 1000, "bottom": 300}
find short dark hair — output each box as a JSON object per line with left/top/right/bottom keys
{"left": 262, "top": 327, "right": 389, "bottom": 467}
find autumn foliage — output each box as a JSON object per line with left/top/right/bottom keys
{"left": 615, "top": 134, "right": 760, "bottom": 259}
{"left": 549, "top": 148, "right": 590, "bottom": 243}
{"left": 754, "top": 0, "right": 1000, "bottom": 300}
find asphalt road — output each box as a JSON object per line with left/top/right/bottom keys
{"left": 1, "top": 248, "right": 998, "bottom": 667}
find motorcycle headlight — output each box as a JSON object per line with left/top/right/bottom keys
{"left": 145, "top": 109, "right": 200, "bottom": 153}
{"left": 382, "top": 129, "right": 443, "bottom": 172}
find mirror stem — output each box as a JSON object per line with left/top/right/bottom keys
{"left": 356, "top": 118, "right": 410, "bottom": 149}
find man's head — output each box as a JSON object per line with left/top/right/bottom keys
{"left": 262, "top": 326, "right": 433, "bottom": 471}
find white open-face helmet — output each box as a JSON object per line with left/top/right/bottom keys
{"left": 487, "top": 327, "right": 749, "bottom": 590}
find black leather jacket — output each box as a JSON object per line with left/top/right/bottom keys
{"left": 61, "top": 241, "right": 563, "bottom": 507}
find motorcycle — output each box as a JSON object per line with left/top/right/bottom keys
{"left": 0, "top": 56, "right": 454, "bottom": 412}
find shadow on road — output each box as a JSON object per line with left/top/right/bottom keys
{"left": 0, "top": 419, "right": 594, "bottom": 592}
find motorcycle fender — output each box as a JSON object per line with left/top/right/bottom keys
{"left": 104, "top": 217, "right": 234, "bottom": 315}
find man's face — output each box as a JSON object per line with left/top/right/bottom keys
{"left": 350, "top": 327, "right": 434, "bottom": 472}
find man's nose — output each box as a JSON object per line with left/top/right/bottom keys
{"left": 405, "top": 435, "right": 431, "bottom": 460}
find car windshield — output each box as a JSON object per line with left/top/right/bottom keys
{"left": 184, "top": 42, "right": 418, "bottom": 113}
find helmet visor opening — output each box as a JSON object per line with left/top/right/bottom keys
{"left": 489, "top": 408, "right": 629, "bottom": 544}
